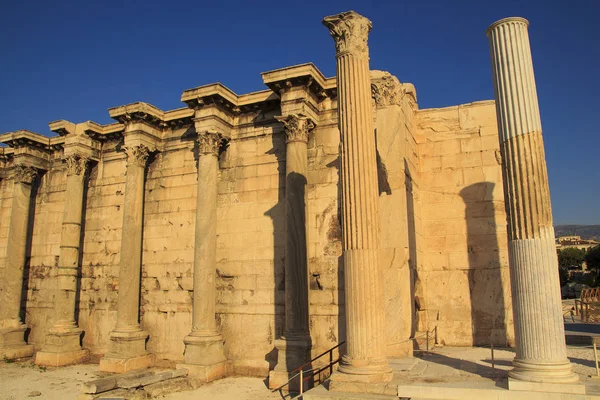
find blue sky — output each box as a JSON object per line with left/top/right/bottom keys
{"left": 1, "top": 0, "right": 598, "bottom": 224}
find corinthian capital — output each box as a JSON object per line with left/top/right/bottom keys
{"left": 276, "top": 114, "right": 315, "bottom": 144}
{"left": 123, "top": 145, "right": 151, "bottom": 167}
{"left": 198, "top": 131, "right": 224, "bottom": 156}
{"left": 322, "top": 10, "right": 372, "bottom": 56}
{"left": 14, "top": 164, "right": 38, "bottom": 184}
{"left": 64, "top": 154, "right": 89, "bottom": 176}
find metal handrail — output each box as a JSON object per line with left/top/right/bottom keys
{"left": 270, "top": 341, "right": 346, "bottom": 394}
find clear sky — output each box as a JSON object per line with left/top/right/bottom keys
{"left": 1, "top": 0, "right": 598, "bottom": 224}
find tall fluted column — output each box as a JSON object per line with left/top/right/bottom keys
{"left": 0, "top": 165, "right": 36, "bottom": 360}
{"left": 323, "top": 11, "right": 391, "bottom": 383}
{"left": 178, "top": 131, "right": 231, "bottom": 383}
{"left": 100, "top": 144, "right": 154, "bottom": 373}
{"left": 36, "top": 155, "right": 90, "bottom": 366}
{"left": 269, "top": 114, "right": 313, "bottom": 389}
{"left": 487, "top": 18, "right": 578, "bottom": 387}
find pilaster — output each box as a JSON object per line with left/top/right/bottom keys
{"left": 487, "top": 17, "right": 579, "bottom": 388}
{"left": 322, "top": 10, "right": 392, "bottom": 387}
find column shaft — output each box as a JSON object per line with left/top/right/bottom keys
{"left": 116, "top": 158, "right": 146, "bottom": 331}
{"left": 54, "top": 157, "right": 87, "bottom": 328}
{"left": 323, "top": 11, "right": 390, "bottom": 379}
{"left": 487, "top": 17, "right": 576, "bottom": 383}
{"left": 191, "top": 153, "right": 219, "bottom": 335}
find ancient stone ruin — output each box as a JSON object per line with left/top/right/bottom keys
{"left": 0, "top": 9, "right": 577, "bottom": 397}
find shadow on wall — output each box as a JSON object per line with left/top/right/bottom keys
{"left": 21, "top": 172, "right": 42, "bottom": 341}
{"left": 329, "top": 154, "right": 346, "bottom": 360}
{"left": 459, "top": 182, "right": 508, "bottom": 346}
{"left": 264, "top": 130, "right": 287, "bottom": 371}
{"left": 404, "top": 160, "right": 418, "bottom": 338}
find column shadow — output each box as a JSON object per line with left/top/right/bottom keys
{"left": 74, "top": 163, "right": 93, "bottom": 345}
{"left": 405, "top": 160, "right": 418, "bottom": 339}
{"left": 459, "top": 182, "right": 508, "bottom": 346}
{"left": 264, "top": 130, "right": 286, "bottom": 374}
{"left": 20, "top": 172, "right": 42, "bottom": 335}
{"left": 326, "top": 154, "right": 347, "bottom": 361}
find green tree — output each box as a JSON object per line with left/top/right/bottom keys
{"left": 585, "top": 246, "right": 600, "bottom": 270}
{"left": 557, "top": 247, "right": 586, "bottom": 269}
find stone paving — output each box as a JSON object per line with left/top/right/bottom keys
{"left": 390, "top": 346, "right": 600, "bottom": 387}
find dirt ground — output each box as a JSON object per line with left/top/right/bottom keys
{"left": 0, "top": 361, "right": 287, "bottom": 400}
{"left": 1, "top": 345, "right": 598, "bottom": 399}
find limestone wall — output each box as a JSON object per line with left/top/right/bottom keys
{"left": 416, "top": 101, "right": 514, "bottom": 346}
{"left": 0, "top": 71, "right": 516, "bottom": 374}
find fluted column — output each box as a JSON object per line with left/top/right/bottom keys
{"left": 0, "top": 165, "right": 36, "bottom": 360}
{"left": 100, "top": 144, "right": 154, "bottom": 373}
{"left": 323, "top": 11, "right": 391, "bottom": 382}
{"left": 36, "top": 155, "right": 90, "bottom": 366}
{"left": 488, "top": 17, "right": 577, "bottom": 385}
{"left": 269, "top": 114, "right": 313, "bottom": 388}
{"left": 178, "top": 130, "right": 231, "bottom": 382}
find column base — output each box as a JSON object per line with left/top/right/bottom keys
{"left": 35, "top": 349, "right": 89, "bottom": 367}
{"left": 509, "top": 377, "right": 585, "bottom": 394}
{"left": 509, "top": 358, "right": 579, "bottom": 384}
{"left": 0, "top": 323, "right": 34, "bottom": 360}
{"left": 176, "top": 360, "right": 232, "bottom": 386}
{"left": 99, "top": 353, "right": 155, "bottom": 373}
{"left": 328, "top": 369, "right": 394, "bottom": 394}
{"left": 268, "top": 335, "right": 312, "bottom": 390}
{"left": 35, "top": 327, "right": 89, "bottom": 366}
{"left": 99, "top": 329, "right": 153, "bottom": 373}
{"left": 328, "top": 355, "right": 393, "bottom": 392}
{"left": 183, "top": 332, "right": 226, "bottom": 366}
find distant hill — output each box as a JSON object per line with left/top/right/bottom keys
{"left": 555, "top": 225, "right": 600, "bottom": 241}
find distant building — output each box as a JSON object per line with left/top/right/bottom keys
{"left": 556, "top": 235, "right": 600, "bottom": 250}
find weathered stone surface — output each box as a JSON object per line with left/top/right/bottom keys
{"left": 0, "top": 11, "right": 520, "bottom": 386}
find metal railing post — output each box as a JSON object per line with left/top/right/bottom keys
{"left": 329, "top": 348, "right": 333, "bottom": 376}
{"left": 300, "top": 369, "right": 304, "bottom": 395}
{"left": 491, "top": 342, "right": 495, "bottom": 373}
{"left": 594, "top": 343, "right": 599, "bottom": 378}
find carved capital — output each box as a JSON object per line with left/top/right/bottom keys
{"left": 198, "top": 131, "right": 224, "bottom": 156}
{"left": 371, "top": 73, "right": 402, "bottom": 108}
{"left": 276, "top": 114, "right": 315, "bottom": 144}
{"left": 322, "top": 11, "right": 372, "bottom": 57}
{"left": 13, "top": 165, "right": 38, "bottom": 184}
{"left": 64, "top": 154, "right": 89, "bottom": 176}
{"left": 123, "top": 144, "right": 151, "bottom": 167}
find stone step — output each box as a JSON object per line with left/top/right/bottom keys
{"left": 303, "top": 384, "right": 396, "bottom": 400}
{"left": 397, "top": 380, "right": 600, "bottom": 400}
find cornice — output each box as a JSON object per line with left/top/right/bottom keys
{"left": 108, "top": 102, "right": 167, "bottom": 129}
{"left": 181, "top": 83, "right": 279, "bottom": 116}
{"left": 0, "top": 130, "right": 55, "bottom": 150}
{"left": 262, "top": 63, "right": 336, "bottom": 100}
